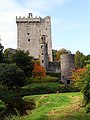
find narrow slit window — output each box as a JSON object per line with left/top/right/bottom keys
{"left": 42, "top": 60, "right": 44, "bottom": 63}
{"left": 41, "top": 45, "right": 43, "bottom": 49}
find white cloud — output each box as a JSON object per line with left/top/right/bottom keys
{"left": 0, "top": 0, "right": 28, "bottom": 49}
{"left": 0, "top": 0, "right": 70, "bottom": 49}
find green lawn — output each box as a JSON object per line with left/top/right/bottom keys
{"left": 10, "top": 92, "right": 90, "bottom": 120}
{"left": 22, "top": 82, "right": 60, "bottom": 89}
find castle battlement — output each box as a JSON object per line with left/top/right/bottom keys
{"left": 16, "top": 17, "right": 41, "bottom": 23}
{"left": 16, "top": 13, "right": 41, "bottom": 23}
{"left": 16, "top": 13, "right": 51, "bottom": 23}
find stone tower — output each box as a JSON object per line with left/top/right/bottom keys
{"left": 16, "top": 13, "right": 52, "bottom": 62}
{"left": 39, "top": 35, "right": 48, "bottom": 69}
{"left": 61, "top": 52, "right": 75, "bottom": 84}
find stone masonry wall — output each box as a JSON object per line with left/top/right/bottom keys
{"left": 16, "top": 13, "right": 52, "bottom": 61}
{"left": 61, "top": 53, "right": 75, "bottom": 84}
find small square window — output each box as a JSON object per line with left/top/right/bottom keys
{"left": 28, "top": 39, "right": 30, "bottom": 42}
{"left": 27, "top": 33, "right": 29, "bottom": 35}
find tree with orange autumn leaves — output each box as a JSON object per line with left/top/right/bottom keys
{"left": 71, "top": 66, "right": 88, "bottom": 90}
{"left": 71, "top": 65, "right": 90, "bottom": 90}
{"left": 32, "top": 63, "right": 46, "bottom": 79}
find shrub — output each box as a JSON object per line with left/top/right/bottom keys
{"left": 0, "top": 63, "right": 25, "bottom": 91}
{"left": 0, "top": 100, "right": 6, "bottom": 116}
{"left": 12, "top": 50, "right": 34, "bottom": 77}
{"left": 47, "top": 72, "right": 61, "bottom": 78}
{"left": 32, "top": 63, "right": 46, "bottom": 79}
{"left": 25, "top": 76, "right": 59, "bottom": 84}
{"left": 71, "top": 67, "right": 86, "bottom": 90}
{"left": 86, "top": 103, "right": 90, "bottom": 113}
{"left": 71, "top": 65, "right": 90, "bottom": 112}
{"left": 82, "top": 80, "right": 90, "bottom": 105}
{"left": 4, "top": 96, "right": 35, "bottom": 116}
{"left": 21, "top": 82, "right": 79, "bottom": 96}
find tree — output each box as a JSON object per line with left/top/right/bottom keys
{"left": 56, "top": 48, "right": 68, "bottom": 61}
{"left": 52, "top": 49, "right": 57, "bottom": 61}
{"left": 71, "top": 67, "right": 86, "bottom": 90}
{"left": 0, "top": 63, "right": 25, "bottom": 91}
{"left": 71, "top": 64, "right": 90, "bottom": 112}
{"left": 32, "top": 63, "right": 46, "bottom": 79}
{"left": 4, "top": 48, "right": 16, "bottom": 63}
{"left": 11, "top": 50, "right": 34, "bottom": 77}
{"left": 75, "top": 51, "right": 86, "bottom": 68}
{"left": 0, "top": 43, "right": 4, "bottom": 63}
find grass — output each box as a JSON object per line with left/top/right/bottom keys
{"left": 22, "top": 82, "right": 60, "bottom": 89}
{"left": 9, "top": 92, "right": 90, "bottom": 120}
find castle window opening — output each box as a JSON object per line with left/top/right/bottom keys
{"left": 28, "top": 39, "right": 30, "bottom": 42}
{"left": 46, "top": 28, "right": 47, "bottom": 30}
{"left": 27, "top": 33, "right": 29, "bottom": 35}
{"left": 41, "top": 37, "right": 44, "bottom": 41}
{"left": 42, "top": 60, "right": 44, "bottom": 63}
{"left": 41, "top": 45, "right": 43, "bottom": 49}
{"left": 42, "top": 53, "right": 44, "bottom": 55}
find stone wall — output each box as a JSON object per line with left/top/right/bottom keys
{"left": 60, "top": 53, "right": 75, "bottom": 84}
{"left": 16, "top": 13, "right": 52, "bottom": 62}
{"left": 48, "top": 61, "right": 60, "bottom": 73}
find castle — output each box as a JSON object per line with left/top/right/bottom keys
{"left": 16, "top": 13, "right": 52, "bottom": 69}
{"left": 16, "top": 13, "right": 75, "bottom": 84}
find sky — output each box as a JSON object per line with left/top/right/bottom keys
{"left": 0, "top": 0, "right": 90, "bottom": 55}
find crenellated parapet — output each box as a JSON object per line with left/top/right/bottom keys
{"left": 16, "top": 13, "right": 51, "bottom": 23}
{"left": 16, "top": 14, "right": 41, "bottom": 23}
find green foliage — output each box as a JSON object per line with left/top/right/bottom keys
{"left": 52, "top": 49, "right": 57, "bottom": 61}
{"left": 4, "top": 92, "right": 90, "bottom": 120}
{"left": 71, "top": 67, "right": 86, "bottom": 90}
{"left": 0, "top": 86, "right": 35, "bottom": 118}
{"left": 0, "top": 63, "right": 25, "bottom": 90}
{"left": 0, "top": 100, "right": 6, "bottom": 116}
{"left": 3, "top": 48, "right": 16, "bottom": 63}
{"left": 25, "top": 76, "right": 59, "bottom": 84}
{"left": 75, "top": 51, "right": 86, "bottom": 68}
{"left": 11, "top": 50, "right": 34, "bottom": 77}
{"left": 86, "top": 103, "right": 90, "bottom": 113}
{"left": 47, "top": 72, "right": 61, "bottom": 77}
{"left": 21, "top": 82, "right": 79, "bottom": 96}
{"left": 21, "top": 92, "right": 87, "bottom": 120}
{"left": 4, "top": 96, "right": 35, "bottom": 116}
{"left": 56, "top": 48, "right": 68, "bottom": 60}
{"left": 71, "top": 64, "right": 90, "bottom": 112}
{"left": 0, "top": 100, "right": 6, "bottom": 110}
{"left": 0, "top": 43, "right": 4, "bottom": 63}
{"left": 52, "top": 48, "right": 69, "bottom": 61}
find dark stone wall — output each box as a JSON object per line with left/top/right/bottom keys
{"left": 48, "top": 61, "right": 60, "bottom": 73}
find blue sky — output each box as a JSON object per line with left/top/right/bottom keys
{"left": 0, "top": 0, "right": 90, "bottom": 55}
